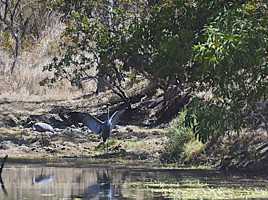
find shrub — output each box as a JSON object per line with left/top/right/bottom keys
{"left": 161, "top": 110, "right": 194, "bottom": 163}
{"left": 183, "top": 139, "right": 205, "bottom": 164}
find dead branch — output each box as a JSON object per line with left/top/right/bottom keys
{"left": 0, "top": 155, "right": 8, "bottom": 176}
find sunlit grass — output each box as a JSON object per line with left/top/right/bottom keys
{"left": 0, "top": 127, "right": 23, "bottom": 136}
{"left": 183, "top": 139, "right": 205, "bottom": 162}
{"left": 123, "top": 140, "right": 146, "bottom": 150}
{"left": 160, "top": 164, "right": 212, "bottom": 170}
{"left": 94, "top": 138, "right": 120, "bottom": 152}
{"left": 129, "top": 180, "right": 268, "bottom": 199}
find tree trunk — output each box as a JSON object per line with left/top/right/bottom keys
{"left": 10, "top": 32, "right": 20, "bottom": 74}
{"left": 156, "top": 86, "right": 191, "bottom": 123}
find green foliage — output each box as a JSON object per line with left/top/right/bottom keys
{"left": 161, "top": 110, "right": 194, "bottom": 163}
{"left": 121, "top": 1, "right": 199, "bottom": 87}
{"left": 190, "top": 0, "right": 268, "bottom": 140}
{"left": 193, "top": 1, "right": 268, "bottom": 102}
{"left": 0, "top": 31, "right": 13, "bottom": 53}
{"left": 162, "top": 109, "right": 205, "bottom": 163}
{"left": 43, "top": 1, "right": 142, "bottom": 86}
{"left": 184, "top": 97, "right": 244, "bottom": 142}
{"left": 45, "top": 0, "right": 268, "bottom": 141}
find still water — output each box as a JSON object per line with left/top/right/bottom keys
{"left": 1, "top": 164, "right": 268, "bottom": 200}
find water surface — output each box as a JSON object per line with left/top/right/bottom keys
{"left": 1, "top": 164, "right": 268, "bottom": 199}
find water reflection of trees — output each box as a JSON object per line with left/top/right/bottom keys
{"left": 0, "top": 174, "right": 7, "bottom": 196}
{"left": 0, "top": 155, "right": 8, "bottom": 196}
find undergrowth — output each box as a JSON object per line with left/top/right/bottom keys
{"left": 161, "top": 110, "right": 205, "bottom": 164}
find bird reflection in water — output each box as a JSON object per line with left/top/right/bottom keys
{"left": 32, "top": 168, "right": 54, "bottom": 185}
{"left": 0, "top": 155, "right": 8, "bottom": 196}
{"left": 74, "top": 170, "right": 115, "bottom": 200}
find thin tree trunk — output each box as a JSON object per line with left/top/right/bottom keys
{"left": 10, "top": 32, "right": 20, "bottom": 74}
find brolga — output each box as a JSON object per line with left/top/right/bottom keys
{"left": 76, "top": 106, "right": 125, "bottom": 150}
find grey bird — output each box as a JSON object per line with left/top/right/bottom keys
{"left": 32, "top": 122, "right": 54, "bottom": 133}
{"left": 32, "top": 122, "right": 54, "bottom": 146}
{"left": 71, "top": 108, "right": 125, "bottom": 144}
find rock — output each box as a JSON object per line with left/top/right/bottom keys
{"left": 126, "top": 127, "right": 133, "bottom": 132}
{"left": 45, "top": 147, "right": 56, "bottom": 153}
{"left": 19, "top": 145, "right": 30, "bottom": 153}
{"left": 0, "top": 141, "right": 16, "bottom": 150}
{"left": 26, "top": 114, "right": 66, "bottom": 128}
{"left": 82, "top": 126, "right": 89, "bottom": 131}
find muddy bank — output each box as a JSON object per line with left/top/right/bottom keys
{"left": 0, "top": 90, "right": 170, "bottom": 162}
{"left": 0, "top": 125, "right": 167, "bottom": 161}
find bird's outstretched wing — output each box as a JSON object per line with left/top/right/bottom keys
{"left": 82, "top": 113, "right": 104, "bottom": 134}
{"left": 109, "top": 109, "right": 125, "bottom": 129}
{"left": 69, "top": 112, "right": 103, "bottom": 134}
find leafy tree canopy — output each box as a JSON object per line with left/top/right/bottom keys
{"left": 44, "top": 0, "right": 268, "bottom": 141}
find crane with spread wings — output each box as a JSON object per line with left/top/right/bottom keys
{"left": 69, "top": 107, "right": 125, "bottom": 144}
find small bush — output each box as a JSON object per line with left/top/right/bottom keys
{"left": 183, "top": 139, "right": 205, "bottom": 164}
{"left": 161, "top": 110, "right": 194, "bottom": 163}
{"left": 161, "top": 110, "right": 206, "bottom": 164}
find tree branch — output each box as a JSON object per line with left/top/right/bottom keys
{"left": 10, "top": 0, "right": 21, "bottom": 26}
{"left": 0, "top": 155, "right": 8, "bottom": 176}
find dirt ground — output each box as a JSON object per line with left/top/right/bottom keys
{"left": 0, "top": 93, "right": 168, "bottom": 161}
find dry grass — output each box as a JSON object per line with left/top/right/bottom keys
{"left": 0, "top": 19, "right": 89, "bottom": 101}
{"left": 0, "top": 14, "right": 150, "bottom": 103}
{"left": 0, "top": 127, "right": 23, "bottom": 137}
{"left": 183, "top": 139, "right": 205, "bottom": 162}
{"left": 131, "top": 181, "right": 268, "bottom": 200}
